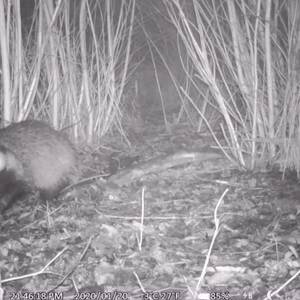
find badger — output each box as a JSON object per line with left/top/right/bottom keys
{"left": 0, "top": 120, "right": 78, "bottom": 212}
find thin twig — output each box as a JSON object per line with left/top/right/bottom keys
{"left": 49, "top": 235, "right": 94, "bottom": 291}
{"left": 1, "top": 247, "right": 68, "bottom": 284}
{"left": 194, "top": 189, "right": 229, "bottom": 296}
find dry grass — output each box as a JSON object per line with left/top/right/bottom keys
{"left": 163, "top": 0, "right": 300, "bottom": 173}
{"left": 0, "top": 0, "right": 137, "bottom": 143}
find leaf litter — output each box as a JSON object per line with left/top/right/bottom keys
{"left": 0, "top": 125, "right": 299, "bottom": 299}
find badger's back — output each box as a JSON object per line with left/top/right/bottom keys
{"left": 0, "top": 120, "right": 78, "bottom": 198}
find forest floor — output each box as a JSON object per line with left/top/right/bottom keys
{"left": 0, "top": 121, "right": 299, "bottom": 300}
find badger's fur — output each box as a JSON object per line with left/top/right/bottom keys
{"left": 0, "top": 120, "right": 78, "bottom": 212}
